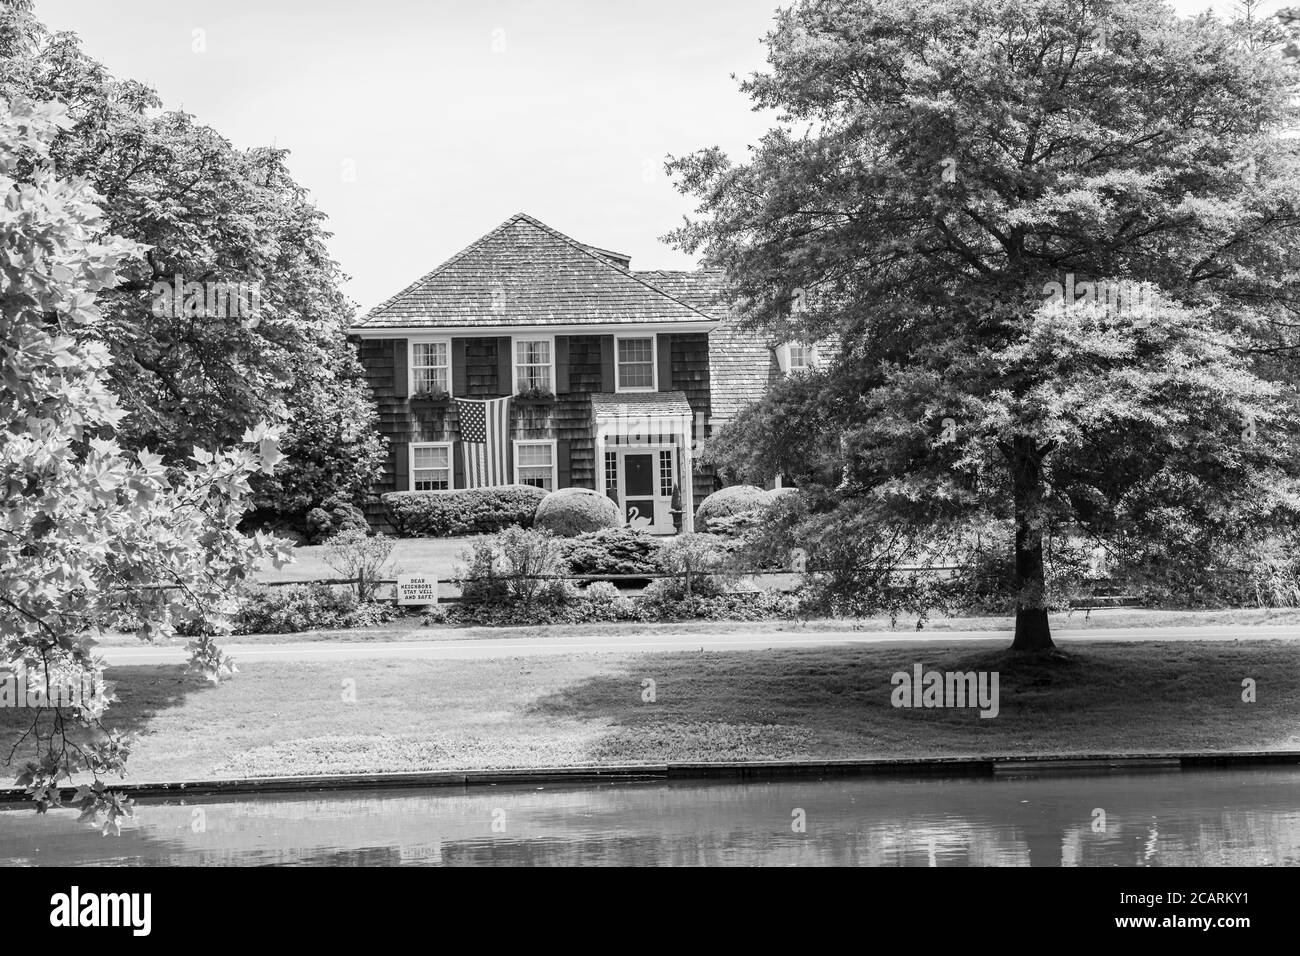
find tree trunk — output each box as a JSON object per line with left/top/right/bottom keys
{"left": 1008, "top": 436, "right": 1055, "bottom": 651}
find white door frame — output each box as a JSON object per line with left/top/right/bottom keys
{"left": 610, "top": 443, "right": 677, "bottom": 535}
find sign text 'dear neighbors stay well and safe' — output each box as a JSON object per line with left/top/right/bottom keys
{"left": 395, "top": 575, "right": 437, "bottom": 606}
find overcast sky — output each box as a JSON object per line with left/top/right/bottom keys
{"left": 37, "top": 0, "right": 1257, "bottom": 314}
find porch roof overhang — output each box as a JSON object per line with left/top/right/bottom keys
{"left": 592, "top": 391, "right": 693, "bottom": 445}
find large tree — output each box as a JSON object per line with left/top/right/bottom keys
{"left": 0, "top": 93, "right": 291, "bottom": 827}
{"left": 669, "top": 0, "right": 1300, "bottom": 649}
{"left": 0, "top": 1, "right": 384, "bottom": 534}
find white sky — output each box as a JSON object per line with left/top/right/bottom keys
{"left": 35, "top": 0, "right": 1274, "bottom": 314}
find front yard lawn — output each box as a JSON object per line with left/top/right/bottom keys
{"left": 3, "top": 640, "right": 1294, "bottom": 782}
{"left": 253, "top": 536, "right": 478, "bottom": 584}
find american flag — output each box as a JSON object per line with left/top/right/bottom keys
{"left": 456, "top": 396, "right": 512, "bottom": 487}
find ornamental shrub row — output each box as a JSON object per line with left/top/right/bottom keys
{"left": 382, "top": 484, "right": 548, "bottom": 536}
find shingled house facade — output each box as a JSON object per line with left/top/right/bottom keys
{"left": 349, "top": 213, "right": 782, "bottom": 534}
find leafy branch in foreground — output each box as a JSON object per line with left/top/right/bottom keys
{"left": 0, "top": 94, "right": 292, "bottom": 831}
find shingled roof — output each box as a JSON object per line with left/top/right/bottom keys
{"left": 354, "top": 213, "right": 716, "bottom": 330}
{"left": 634, "top": 269, "right": 779, "bottom": 425}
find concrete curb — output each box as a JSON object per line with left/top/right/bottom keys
{"left": 2, "top": 750, "right": 1297, "bottom": 804}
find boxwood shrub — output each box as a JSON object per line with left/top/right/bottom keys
{"left": 534, "top": 487, "right": 622, "bottom": 536}
{"left": 382, "top": 484, "right": 547, "bottom": 537}
{"left": 695, "top": 484, "right": 769, "bottom": 532}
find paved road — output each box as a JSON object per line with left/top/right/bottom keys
{"left": 96, "top": 624, "right": 1300, "bottom": 666}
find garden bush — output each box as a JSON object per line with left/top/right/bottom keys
{"left": 304, "top": 495, "right": 370, "bottom": 544}
{"left": 175, "top": 583, "right": 403, "bottom": 636}
{"left": 382, "top": 484, "right": 547, "bottom": 537}
{"left": 559, "top": 527, "right": 664, "bottom": 575}
{"left": 1113, "top": 536, "right": 1300, "bottom": 609}
{"left": 534, "top": 487, "right": 622, "bottom": 536}
{"left": 427, "top": 586, "right": 796, "bottom": 627}
{"left": 653, "top": 533, "right": 733, "bottom": 599}
{"left": 695, "top": 484, "right": 769, "bottom": 531}
{"left": 455, "top": 527, "right": 571, "bottom": 606}
{"left": 321, "top": 529, "right": 398, "bottom": 601}
{"left": 581, "top": 580, "right": 623, "bottom": 602}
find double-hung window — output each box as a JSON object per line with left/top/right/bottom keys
{"left": 514, "top": 338, "right": 553, "bottom": 393}
{"left": 615, "top": 335, "right": 656, "bottom": 391}
{"left": 514, "top": 440, "right": 557, "bottom": 490}
{"left": 411, "top": 442, "right": 452, "bottom": 491}
{"left": 411, "top": 340, "right": 450, "bottom": 395}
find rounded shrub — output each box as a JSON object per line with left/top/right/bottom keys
{"left": 534, "top": 487, "right": 622, "bottom": 536}
{"left": 582, "top": 580, "right": 622, "bottom": 603}
{"left": 382, "top": 484, "right": 547, "bottom": 537}
{"left": 695, "top": 484, "right": 769, "bottom": 532}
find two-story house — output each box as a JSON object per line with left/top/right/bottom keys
{"left": 348, "top": 212, "right": 782, "bottom": 533}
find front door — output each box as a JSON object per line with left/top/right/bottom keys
{"left": 623, "top": 453, "right": 656, "bottom": 531}
{"left": 616, "top": 446, "right": 676, "bottom": 534}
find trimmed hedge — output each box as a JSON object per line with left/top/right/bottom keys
{"left": 382, "top": 484, "right": 547, "bottom": 537}
{"left": 695, "top": 484, "right": 769, "bottom": 531}
{"left": 534, "top": 487, "right": 622, "bottom": 536}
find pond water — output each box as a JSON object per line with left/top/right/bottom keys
{"left": 1, "top": 766, "right": 1297, "bottom": 866}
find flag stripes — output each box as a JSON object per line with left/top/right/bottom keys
{"left": 456, "top": 396, "right": 511, "bottom": 487}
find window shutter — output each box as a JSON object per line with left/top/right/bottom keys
{"left": 453, "top": 440, "right": 465, "bottom": 490}
{"left": 656, "top": 334, "right": 672, "bottom": 392}
{"left": 452, "top": 338, "right": 468, "bottom": 396}
{"left": 600, "top": 335, "right": 615, "bottom": 392}
{"left": 393, "top": 441, "right": 410, "bottom": 492}
{"left": 496, "top": 336, "right": 512, "bottom": 396}
{"left": 555, "top": 336, "right": 570, "bottom": 394}
{"left": 557, "top": 439, "right": 571, "bottom": 489}
{"left": 393, "top": 339, "right": 409, "bottom": 399}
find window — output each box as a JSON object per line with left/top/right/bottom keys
{"left": 604, "top": 451, "right": 619, "bottom": 502}
{"left": 411, "top": 443, "right": 452, "bottom": 491}
{"left": 410, "top": 340, "right": 450, "bottom": 395}
{"left": 776, "top": 341, "right": 816, "bottom": 375}
{"left": 659, "top": 450, "right": 675, "bottom": 498}
{"left": 514, "top": 337, "right": 553, "bottom": 393}
{"left": 514, "top": 440, "right": 557, "bottom": 491}
{"left": 616, "top": 335, "right": 656, "bottom": 391}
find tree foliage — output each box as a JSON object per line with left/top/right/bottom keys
{"left": 670, "top": 0, "right": 1300, "bottom": 648}
{"left": 0, "top": 2, "right": 384, "bottom": 531}
{"left": 0, "top": 94, "right": 292, "bottom": 827}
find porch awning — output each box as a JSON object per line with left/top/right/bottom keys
{"left": 592, "top": 391, "right": 693, "bottom": 445}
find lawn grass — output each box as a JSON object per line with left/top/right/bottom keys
{"left": 3, "top": 640, "right": 1294, "bottom": 783}
{"left": 254, "top": 536, "right": 479, "bottom": 583}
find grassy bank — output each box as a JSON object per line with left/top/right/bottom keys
{"left": 3, "top": 640, "right": 1295, "bottom": 782}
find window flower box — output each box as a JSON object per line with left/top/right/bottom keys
{"left": 409, "top": 388, "right": 453, "bottom": 408}
{"left": 512, "top": 385, "right": 555, "bottom": 404}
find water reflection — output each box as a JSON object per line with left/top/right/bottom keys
{"left": 1, "top": 767, "right": 1297, "bottom": 866}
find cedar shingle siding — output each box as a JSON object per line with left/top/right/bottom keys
{"left": 352, "top": 213, "right": 776, "bottom": 530}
